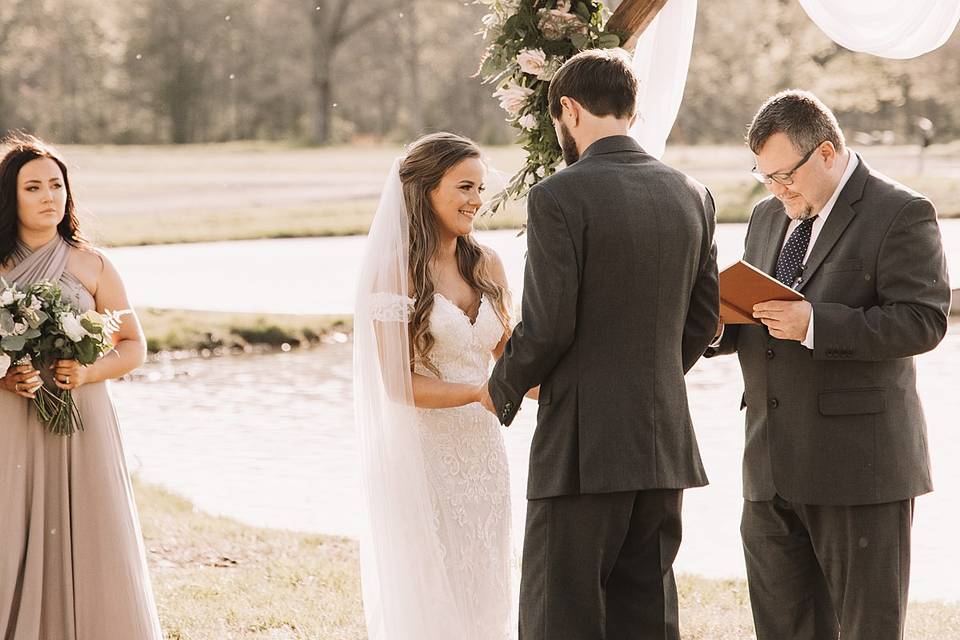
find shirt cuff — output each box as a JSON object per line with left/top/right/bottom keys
{"left": 800, "top": 308, "right": 815, "bottom": 350}
{"left": 709, "top": 325, "right": 724, "bottom": 349}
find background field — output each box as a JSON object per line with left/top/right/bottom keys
{"left": 65, "top": 142, "right": 960, "bottom": 247}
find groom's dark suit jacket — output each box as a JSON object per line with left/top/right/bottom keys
{"left": 709, "top": 156, "right": 951, "bottom": 506}
{"left": 488, "top": 135, "right": 720, "bottom": 500}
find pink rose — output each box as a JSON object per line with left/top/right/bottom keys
{"left": 493, "top": 81, "right": 534, "bottom": 116}
{"left": 517, "top": 49, "right": 547, "bottom": 77}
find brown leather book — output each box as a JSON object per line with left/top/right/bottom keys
{"left": 719, "top": 260, "right": 804, "bottom": 325}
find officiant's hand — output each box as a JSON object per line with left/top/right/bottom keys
{"left": 2, "top": 364, "right": 43, "bottom": 398}
{"left": 478, "top": 382, "right": 497, "bottom": 417}
{"left": 752, "top": 300, "right": 812, "bottom": 341}
{"left": 51, "top": 359, "right": 89, "bottom": 390}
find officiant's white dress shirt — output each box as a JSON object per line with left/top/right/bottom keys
{"left": 782, "top": 152, "right": 858, "bottom": 349}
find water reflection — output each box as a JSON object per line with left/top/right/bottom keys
{"left": 107, "top": 220, "right": 960, "bottom": 315}
{"left": 115, "top": 322, "right": 960, "bottom": 601}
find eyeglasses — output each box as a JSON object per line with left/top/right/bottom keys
{"left": 751, "top": 142, "right": 823, "bottom": 186}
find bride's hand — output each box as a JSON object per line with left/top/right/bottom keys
{"left": 51, "top": 359, "right": 89, "bottom": 391}
{"left": 1, "top": 364, "right": 43, "bottom": 398}
{"left": 477, "top": 383, "right": 496, "bottom": 415}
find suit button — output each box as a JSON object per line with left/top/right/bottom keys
{"left": 769, "top": 398, "right": 779, "bottom": 409}
{"left": 766, "top": 349, "right": 775, "bottom": 360}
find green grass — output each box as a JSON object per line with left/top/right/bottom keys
{"left": 56, "top": 142, "right": 959, "bottom": 247}
{"left": 136, "top": 308, "right": 351, "bottom": 355}
{"left": 136, "top": 481, "right": 960, "bottom": 639}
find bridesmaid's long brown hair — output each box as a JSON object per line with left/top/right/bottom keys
{"left": 0, "top": 133, "right": 87, "bottom": 268}
{"left": 399, "top": 132, "right": 510, "bottom": 375}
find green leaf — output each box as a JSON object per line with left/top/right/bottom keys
{"left": 570, "top": 32, "right": 589, "bottom": 50}
{"left": 75, "top": 339, "right": 98, "bottom": 365}
{"left": 598, "top": 33, "right": 621, "bottom": 48}
{"left": 2, "top": 335, "right": 25, "bottom": 352}
{"left": 0, "top": 309, "right": 13, "bottom": 334}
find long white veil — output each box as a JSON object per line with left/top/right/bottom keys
{"left": 353, "top": 160, "right": 464, "bottom": 639}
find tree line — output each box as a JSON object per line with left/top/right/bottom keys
{"left": 1, "top": 0, "right": 956, "bottom": 146}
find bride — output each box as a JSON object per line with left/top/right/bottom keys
{"left": 354, "top": 132, "right": 533, "bottom": 639}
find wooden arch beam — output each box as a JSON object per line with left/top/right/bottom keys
{"left": 606, "top": 0, "right": 670, "bottom": 52}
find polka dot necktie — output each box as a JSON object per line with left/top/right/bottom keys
{"left": 775, "top": 216, "right": 818, "bottom": 286}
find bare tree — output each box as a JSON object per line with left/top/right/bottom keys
{"left": 0, "top": 0, "right": 28, "bottom": 132}
{"left": 308, "top": 0, "right": 403, "bottom": 144}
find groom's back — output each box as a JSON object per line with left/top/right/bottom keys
{"left": 527, "top": 136, "right": 717, "bottom": 498}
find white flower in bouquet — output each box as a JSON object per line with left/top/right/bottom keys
{"left": 518, "top": 114, "right": 538, "bottom": 130}
{"left": 0, "top": 287, "right": 23, "bottom": 306}
{"left": 517, "top": 49, "right": 547, "bottom": 76}
{"left": 13, "top": 321, "right": 28, "bottom": 336}
{"left": 493, "top": 81, "right": 534, "bottom": 116}
{"left": 59, "top": 313, "right": 89, "bottom": 342}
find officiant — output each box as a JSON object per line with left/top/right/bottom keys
{"left": 707, "top": 90, "right": 951, "bottom": 640}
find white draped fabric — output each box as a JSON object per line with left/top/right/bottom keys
{"left": 627, "top": 0, "right": 960, "bottom": 158}
{"left": 797, "top": 0, "right": 960, "bottom": 60}
{"left": 628, "top": 0, "right": 698, "bottom": 159}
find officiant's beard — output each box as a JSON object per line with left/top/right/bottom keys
{"left": 558, "top": 123, "right": 580, "bottom": 165}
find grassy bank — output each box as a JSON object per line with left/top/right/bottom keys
{"left": 136, "top": 308, "right": 351, "bottom": 355}
{"left": 136, "top": 481, "right": 959, "bottom": 639}
{"left": 135, "top": 305, "right": 957, "bottom": 357}
{"left": 58, "top": 142, "right": 960, "bottom": 247}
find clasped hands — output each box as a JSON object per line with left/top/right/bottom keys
{"left": 2, "top": 360, "right": 89, "bottom": 399}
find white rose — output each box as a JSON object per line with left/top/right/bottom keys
{"left": 518, "top": 114, "right": 538, "bottom": 130}
{"left": 59, "top": 313, "right": 88, "bottom": 342}
{"left": 0, "top": 289, "right": 13, "bottom": 306}
{"left": 13, "top": 322, "right": 27, "bottom": 336}
{"left": 0, "top": 352, "right": 10, "bottom": 375}
{"left": 493, "top": 81, "right": 534, "bottom": 116}
{"left": 517, "top": 49, "right": 547, "bottom": 77}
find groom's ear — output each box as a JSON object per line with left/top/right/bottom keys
{"left": 560, "top": 96, "right": 581, "bottom": 127}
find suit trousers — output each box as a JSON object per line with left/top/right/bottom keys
{"left": 519, "top": 488, "right": 683, "bottom": 640}
{"left": 741, "top": 495, "right": 913, "bottom": 640}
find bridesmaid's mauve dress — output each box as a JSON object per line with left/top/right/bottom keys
{"left": 0, "top": 236, "right": 163, "bottom": 640}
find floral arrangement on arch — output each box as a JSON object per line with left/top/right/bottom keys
{"left": 478, "top": 0, "right": 626, "bottom": 213}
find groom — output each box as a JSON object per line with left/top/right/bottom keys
{"left": 480, "top": 49, "right": 719, "bottom": 639}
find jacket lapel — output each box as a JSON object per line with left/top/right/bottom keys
{"left": 796, "top": 156, "right": 869, "bottom": 293}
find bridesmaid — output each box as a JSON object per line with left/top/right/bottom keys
{"left": 0, "top": 135, "right": 163, "bottom": 639}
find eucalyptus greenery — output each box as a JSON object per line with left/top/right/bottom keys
{"left": 477, "top": 0, "right": 626, "bottom": 213}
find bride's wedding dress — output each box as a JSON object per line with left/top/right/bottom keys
{"left": 355, "top": 160, "right": 513, "bottom": 639}
{"left": 410, "top": 293, "right": 513, "bottom": 639}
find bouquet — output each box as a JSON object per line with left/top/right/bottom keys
{"left": 477, "top": 0, "right": 627, "bottom": 213}
{"left": 0, "top": 278, "right": 127, "bottom": 435}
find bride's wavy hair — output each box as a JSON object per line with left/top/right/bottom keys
{"left": 400, "top": 132, "right": 510, "bottom": 375}
{"left": 0, "top": 133, "right": 88, "bottom": 267}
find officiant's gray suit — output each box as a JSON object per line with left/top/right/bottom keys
{"left": 488, "top": 135, "right": 719, "bottom": 640}
{"left": 708, "top": 155, "right": 951, "bottom": 639}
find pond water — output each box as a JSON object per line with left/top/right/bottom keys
{"left": 114, "top": 323, "right": 960, "bottom": 602}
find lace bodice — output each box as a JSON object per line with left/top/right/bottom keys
{"left": 416, "top": 294, "right": 504, "bottom": 385}
{"left": 368, "top": 292, "right": 504, "bottom": 384}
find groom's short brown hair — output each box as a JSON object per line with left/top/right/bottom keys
{"left": 548, "top": 48, "right": 638, "bottom": 121}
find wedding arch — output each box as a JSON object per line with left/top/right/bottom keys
{"left": 479, "top": 0, "right": 960, "bottom": 210}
